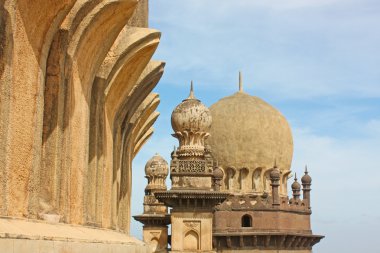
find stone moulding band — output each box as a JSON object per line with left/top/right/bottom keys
{"left": 212, "top": 233, "right": 324, "bottom": 250}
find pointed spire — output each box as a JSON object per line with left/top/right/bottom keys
{"left": 186, "top": 80, "right": 195, "bottom": 99}
{"left": 301, "top": 165, "right": 311, "bottom": 184}
{"left": 239, "top": 71, "right": 243, "bottom": 92}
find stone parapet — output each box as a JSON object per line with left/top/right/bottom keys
{"left": 216, "top": 195, "right": 311, "bottom": 214}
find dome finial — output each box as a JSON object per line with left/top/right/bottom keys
{"left": 186, "top": 80, "right": 195, "bottom": 99}
{"left": 239, "top": 71, "right": 243, "bottom": 92}
{"left": 294, "top": 172, "right": 298, "bottom": 181}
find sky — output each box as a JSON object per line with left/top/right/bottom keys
{"left": 130, "top": 1, "right": 380, "bottom": 252}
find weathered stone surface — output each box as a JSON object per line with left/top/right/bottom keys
{"left": 207, "top": 91, "right": 293, "bottom": 196}
{"left": 171, "top": 211, "right": 214, "bottom": 253}
{"left": 0, "top": 0, "right": 164, "bottom": 252}
{"left": 0, "top": 217, "right": 151, "bottom": 253}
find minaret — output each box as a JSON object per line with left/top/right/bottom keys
{"left": 155, "top": 83, "right": 229, "bottom": 253}
{"left": 301, "top": 166, "right": 312, "bottom": 208}
{"left": 291, "top": 173, "right": 301, "bottom": 200}
{"left": 270, "top": 163, "right": 281, "bottom": 207}
{"left": 134, "top": 154, "right": 170, "bottom": 253}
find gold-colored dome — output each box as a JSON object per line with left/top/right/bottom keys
{"left": 207, "top": 90, "right": 293, "bottom": 172}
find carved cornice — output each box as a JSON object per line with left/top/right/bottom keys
{"left": 155, "top": 191, "right": 229, "bottom": 209}
{"left": 213, "top": 233, "right": 324, "bottom": 250}
{"left": 133, "top": 214, "right": 171, "bottom": 227}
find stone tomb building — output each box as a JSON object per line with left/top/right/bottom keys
{"left": 135, "top": 76, "right": 324, "bottom": 252}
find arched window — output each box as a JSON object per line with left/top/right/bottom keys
{"left": 241, "top": 214, "right": 252, "bottom": 227}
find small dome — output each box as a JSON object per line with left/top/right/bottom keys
{"left": 213, "top": 166, "right": 224, "bottom": 179}
{"left": 291, "top": 173, "right": 301, "bottom": 190}
{"left": 171, "top": 82, "right": 212, "bottom": 133}
{"left": 145, "top": 153, "right": 168, "bottom": 177}
{"left": 207, "top": 90, "right": 293, "bottom": 172}
{"left": 301, "top": 168, "right": 312, "bottom": 184}
{"left": 270, "top": 166, "right": 280, "bottom": 180}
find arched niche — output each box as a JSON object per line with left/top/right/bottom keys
{"left": 184, "top": 230, "right": 199, "bottom": 250}
{"left": 225, "top": 167, "right": 236, "bottom": 191}
{"left": 239, "top": 168, "right": 249, "bottom": 191}
{"left": 252, "top": 167, "right": 263, "bottom": 192}
{"left": 263, "top": 169, "right": 272, "bottom": 193}
{"left": 150, "top": 237, "right": 159, "bottom": 251}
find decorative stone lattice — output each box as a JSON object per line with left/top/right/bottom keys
{"left": 178, "top": 160, "right": 206, "bottom": 173}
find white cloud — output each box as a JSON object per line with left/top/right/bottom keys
{"left": 151, "top": 0, "right": 380, "bottom": 99}
{"left": 291, "top": 124, "right": 380, "bottom": 252}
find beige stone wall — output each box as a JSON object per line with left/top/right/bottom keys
{"left": 214, "top": 210, "right": 311, "bottom": 233}
{"left": 143, "top": 226, "right": 168, "bottom": 253}
{"left": 0, "top": 0, "right": 164, "bottom": 236}
{"left": 171, "top": 211, "right": 213, "bottom": 252}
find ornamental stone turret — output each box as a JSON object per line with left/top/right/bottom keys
{"left": 169, "top": 82, "right": 215, "bottom": 190}
{"left": 134, "top": 154, "right": 170, "bottom": 253}
{"left": 291, "top": 173, "right": 301, "bottom": 200}
{"left": 270, "top": 163, "right": 281, "bottom": 207}
{"left": 301, "top": 166, "right": 312, "bottom": 208}
{"left": 145, "top": 154, "right": 168, "bottom": 189}
{"left": 155, "top": 82, "right": 229, "bottom": 253}
{"left": 143, "top": 154, "right": 169, "bottom": 213}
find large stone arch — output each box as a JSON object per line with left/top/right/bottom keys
{"left": 0, "top": 0, "right": 165, "bottom": 242}
{"left": 0, "top": 0, "right": 76, "bottom": 218}
{"left": 102, "top": 33, "right": 160, "bottom": 230}
{"left": 61, "top": 0, "right": 139, "bottom": 225}
{"left": 117, "top": 93, "right": 160, "bottom": 231}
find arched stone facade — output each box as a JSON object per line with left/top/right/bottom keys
{"left": 0, "top": 0, "right": 164, "bottom": 252}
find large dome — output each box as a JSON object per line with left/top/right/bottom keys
{"left": 207, "top": 91, "right": 293, "bottom": 172}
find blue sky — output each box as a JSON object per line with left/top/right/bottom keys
{"left": 131, "top": 1, "right": 380, "bottom": 252}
